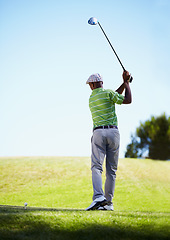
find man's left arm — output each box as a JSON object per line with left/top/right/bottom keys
{"left": 116, "top": 82, "right": 126, "bottom": 94}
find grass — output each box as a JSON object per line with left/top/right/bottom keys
{"left": 0, "top": 156, "right": 170, "bottom": 240}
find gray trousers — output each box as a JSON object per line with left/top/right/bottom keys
{"left": 91, "top": 128, "right": 120, "bottom": 203}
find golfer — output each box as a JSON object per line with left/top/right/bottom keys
{"left": 86, "top": 70, "right": 132, "bottom": 210}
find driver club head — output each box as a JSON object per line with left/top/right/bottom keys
{"left": 88, "top": 17, "right": 98, "bottom": 25}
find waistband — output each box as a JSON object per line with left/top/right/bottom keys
{"left": 93, "top": 125, "right": 118, "bottom": 131}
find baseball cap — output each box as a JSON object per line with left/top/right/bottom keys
{"left": 86, "top": 73, "right": 103, "bottom": 84}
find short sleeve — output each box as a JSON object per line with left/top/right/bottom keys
{"left": 108, "top": 90, "right": 124, "bottom": 105}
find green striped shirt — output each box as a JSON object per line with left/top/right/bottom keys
{"left": 89, "top": 88, "right": 124, "bottom": 128}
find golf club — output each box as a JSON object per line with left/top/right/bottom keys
{"left": 88, "top": 17, "right": 133, "bottom": 83}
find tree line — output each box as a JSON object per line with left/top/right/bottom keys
{"left": 125, "top": 113, "right": 170, "bottom": 160}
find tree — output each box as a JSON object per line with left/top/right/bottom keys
{"left": 125, "top": 114, "right": 170, "bottom": 160}
{"left": 125, "top": 135, "right": 139, "bottom": 158}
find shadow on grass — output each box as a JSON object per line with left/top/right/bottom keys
{"left": 0, "top": 205, "right": 169, "bottom": 240}
{"left": 0, "top": 205, "right": 169, "bottom": 216}
{"left": 0, "top": 205, "right": 84, "bottom": 212}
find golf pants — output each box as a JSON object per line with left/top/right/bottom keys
{"left": 91, "top": 128, "right": 120, "bottom": 203}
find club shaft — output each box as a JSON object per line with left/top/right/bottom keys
{"left": 98, "top": 22, "right": 125, "bottom": 71}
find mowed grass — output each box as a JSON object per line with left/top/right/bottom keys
{"left": 0, "top": 157, "right": 170, "bottom": 240}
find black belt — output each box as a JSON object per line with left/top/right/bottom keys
{"left": 93, "top": 125, "right": 118, "bottom": 131}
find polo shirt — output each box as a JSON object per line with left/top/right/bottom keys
{"left": 89, "top": 87, "right": 124, "bottom": 128}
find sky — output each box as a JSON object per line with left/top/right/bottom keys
{"left": 0, "top": 0, "right": 170, "bottom": 158}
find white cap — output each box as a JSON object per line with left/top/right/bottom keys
{"left": 86, "top": 73, "right": 103, "bottom": 84}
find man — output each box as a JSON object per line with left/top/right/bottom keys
{"left": 86, "top": 70, "right": 132, "bottom": 211}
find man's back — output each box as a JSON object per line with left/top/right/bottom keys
{"left": 89, "top": 88, "right": 124, "bottom": 128}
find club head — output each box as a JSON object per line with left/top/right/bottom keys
{"left": 88, "top": 17, "right": 98, "bottom": 25}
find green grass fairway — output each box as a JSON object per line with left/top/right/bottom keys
{"left": 0, "top": 157, "right": 170, "bottom": 240}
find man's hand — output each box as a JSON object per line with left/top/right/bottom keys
{"left": 122, "top": 70, "right": 131, "bottom": 83}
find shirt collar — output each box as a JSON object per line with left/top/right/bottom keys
{"left": 92, "top": 87, "right": 103, "bottom": 94}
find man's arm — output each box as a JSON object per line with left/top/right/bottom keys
{"left": 116, "top": 70, "right": 132, "bottom": 104}
{"left": 123, "top": 82, "right": 132, "bottom": 104}
{"left": 116, "top": 82, "right": 126, "bottom": 94}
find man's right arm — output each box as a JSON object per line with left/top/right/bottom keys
{"left": 115, "top": 70, "right": 132, "bottom": 104}
{"left": 122, "top": 70, "right": 132, "bottom": 104}
{"left": 123, "top": 82, "right": 132, "bottom": 104}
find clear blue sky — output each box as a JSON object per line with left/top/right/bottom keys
{"left": 0, "top": 0, "right": 170, "bottom": 157}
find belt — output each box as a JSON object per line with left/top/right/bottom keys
{"left": 93, "top": 125, "right": 118, "bottom": 131}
